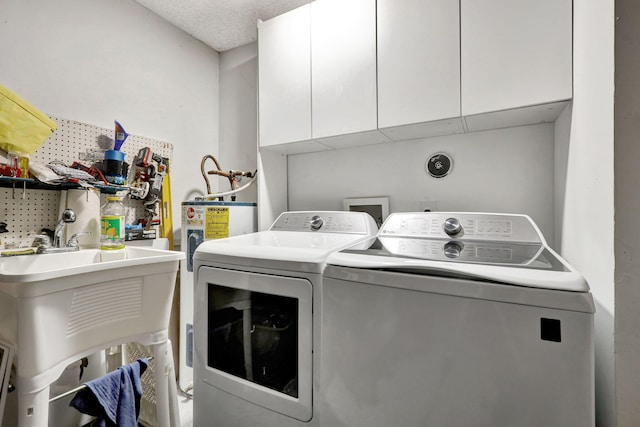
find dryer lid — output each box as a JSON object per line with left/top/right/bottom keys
{"left": 192, "top": 211, "right": 379, "bottom": 273}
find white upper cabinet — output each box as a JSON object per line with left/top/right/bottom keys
{"left": 377, "top": 0, "right": 463, "bottom": 141}
{"left": 311, "top": 0, "right": 382, "bottom": 144}
{"left": 461, "top": 0, "right": 572, "bottom": 117}
{"left": 257, "top": 0, "right": 573, "bottom": 153}
{"left": 258, "top": 4, "right": 311, "bottom": 148}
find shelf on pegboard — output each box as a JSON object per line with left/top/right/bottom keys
{"left": 0, "top": 176, "right": 129, "bottom": 194}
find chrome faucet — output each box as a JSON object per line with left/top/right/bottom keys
{"left": 30, "top": 209, "right": 88, "bottom": 254}
{"left": 53, "top": 208, "right": 76, "bottom": 248}
{"left": 31, "top": 231, "right": 90, "bottom": 254}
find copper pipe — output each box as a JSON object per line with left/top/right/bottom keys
{"left": 200, "top": 154, "right": 230, "bottom": 194}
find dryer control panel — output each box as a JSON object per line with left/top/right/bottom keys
{"left": 270, "top": 211, "right": 378, "bottom": 235}
{"left": 379, "top": 212, "right": 543, "bottom": 244}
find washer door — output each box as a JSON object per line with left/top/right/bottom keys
{"left": 194, "top": 266, "right": 313, "bottom": 421}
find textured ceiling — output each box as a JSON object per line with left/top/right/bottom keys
{"left": 134, "top": 0, "right": 312, "bottom": 52}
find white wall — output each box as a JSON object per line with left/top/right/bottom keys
{"left": 553, "top": 104, "right": 571, "bottom": 252}
{"left": 218, "top": 43, "right": 258, "bottom": 202}
{"left": 558, "top": 0, "right": 616, "bottom": 425}
{"left": 0, "top": 0, "right": 220, "bottom": 243}
{"left": 289, "top": 124, "right": 556, "bottom": 243}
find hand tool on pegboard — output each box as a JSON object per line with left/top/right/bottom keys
{"left": 159, "top": 160, "right": 174, "bottom": 250}
{"left": 129, "top": 147, "right": 172, "bottom": 247}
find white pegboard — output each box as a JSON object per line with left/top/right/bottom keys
{"left": 0, "top": 116, "right": 173, "bottom": 248}
{"left": 0, "top": 188, "right": 61, "bottom": 247}
{"left": 32, "top": 116, "right": 173, "bottom": 166}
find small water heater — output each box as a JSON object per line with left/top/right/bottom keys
{"left": 179, "top": 199, "right": 257, "bottom": 392}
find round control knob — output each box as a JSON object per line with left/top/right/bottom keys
{"left": 443, "top": 217, "right": 462, "bottom": 236}
{"left": 310, "top": 215, "right": 324, "bottom": 230}
{"left": 443, "top": 241, "right": 464, "bottom": 259}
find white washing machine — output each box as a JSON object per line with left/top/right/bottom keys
{"left": 192, "top": 211, "right": 378, "bottom": 427}
{"left": 320, "top": 212, "right": 595, "bottom": 427}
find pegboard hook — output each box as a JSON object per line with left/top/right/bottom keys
{"left": 12, "top": 181, "right": 26, "bottom": 200}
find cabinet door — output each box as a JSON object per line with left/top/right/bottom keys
{"left": 461, "top": 0, "right": 572, "bottom": 116}
{"left": 258, "top": 4, "right": 311, "bottom": 147}
{"left": 377, "top": 0, "right": 460, "bottom": 129}
{"left": 311, "top": 0, "right": 378, "bottom": 140}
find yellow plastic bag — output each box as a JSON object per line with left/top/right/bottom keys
{"left": 0, "top": 85, "right": 58, "bottom": 155}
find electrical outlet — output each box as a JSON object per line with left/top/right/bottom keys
{"left": 419, "top": 200, "right": 438, "bottom": 212}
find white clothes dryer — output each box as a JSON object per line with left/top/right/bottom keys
{"left": 320, "top": 212, "right": 595, "bottom": 427}
{"left": 192, "top": 211, "right": 377, "bottom": 427}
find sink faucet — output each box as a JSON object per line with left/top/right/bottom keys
{"left": 53, "top": 208, "right": 76, "bottom": 248}
{"left": 31, "top": 231, "right": 90, "bottom": 254}
{"left": 28, "top": 209, "right": 92, "bottom": 254}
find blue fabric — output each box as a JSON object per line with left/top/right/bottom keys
{"left": 70, "top": 358, "right": 149, "bottom": 427}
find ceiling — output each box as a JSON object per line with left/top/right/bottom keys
{"left": 134, "top": 0, "right": 312, "bottom": 52}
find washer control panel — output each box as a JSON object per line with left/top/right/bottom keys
{"left": 270, "top": 211, "right": 377, "bottom": 234}
{"left": 379, "top": 212, "right": 541, "bottom": 244}
{"left": 375, "top": 235, "right": 546, "bottom": 266}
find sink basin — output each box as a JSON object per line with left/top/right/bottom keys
{"left": 0, "top": 249, "right": 103, "bottom": 277}
{"left": 0, "top": 246, "right": 184, "bottom": 297}
{"left": 0, "top": 246, "right": 185, "bottom": 424}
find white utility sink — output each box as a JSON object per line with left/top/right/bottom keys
{"left": 0, "top": 246, "right": 184, "bottom": 427}
{"left": 0, "top": 246, "right": 182, "bottom": 296}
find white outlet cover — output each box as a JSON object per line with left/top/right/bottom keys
{"left": 343, "top": 197, "right": 390, "bottom": 228}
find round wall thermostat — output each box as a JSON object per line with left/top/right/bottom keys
{"left": 426, "top": 153, "right": 453, "bottom": 178}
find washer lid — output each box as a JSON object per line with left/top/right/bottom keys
{"left": 324, "top": 211, "right": 589, "bottom": 292}
{"left": 326, "top": 236, "right": 589, "bottom": 292}
{"left": 345, "top": 236, "right": 564, "bottom": 269}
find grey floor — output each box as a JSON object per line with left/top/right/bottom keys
{"left": 178, "top": 394, "right": 193, "bottom": 427}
